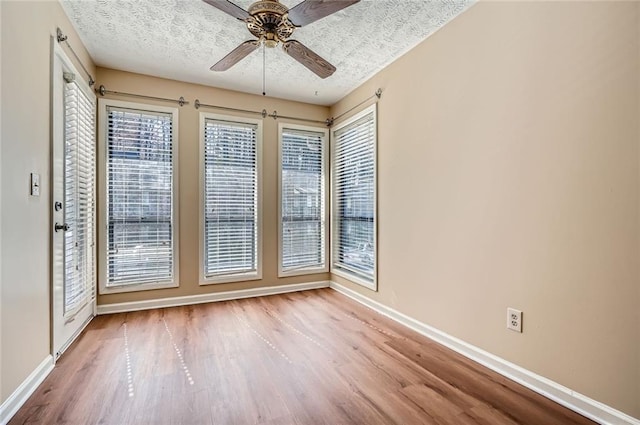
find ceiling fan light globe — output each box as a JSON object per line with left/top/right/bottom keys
{"left": 264, "top": 39, "right": 278, "bottom": 48}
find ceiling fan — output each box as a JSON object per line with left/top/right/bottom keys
{"left": 202, "top": 0, "right": 360, "bottom": 79}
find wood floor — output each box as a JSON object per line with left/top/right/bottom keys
{"left": 11, "top": 289, "right": 595, "bottom": 425}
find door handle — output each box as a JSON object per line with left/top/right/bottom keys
{"left": 55, "top": 222, "right": 70, "bottom": 232}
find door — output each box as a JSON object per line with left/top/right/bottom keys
{"left": 52, "top": 41, "right": 97, "bottom": 358}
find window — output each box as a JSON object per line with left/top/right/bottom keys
{"left": 279, "top": 124, "right": 328, "bottom": 276}
{"left": 331, "top": 104, "right": 377, "bottom": 290}
{"left": 200, "top": 113, "right": 262, "bottom": 284}
{"left": 63, "top": 74, "right": 96, "bottom": 317}
{"left": 98, "top": 100, "right": 179, "bottom": 293}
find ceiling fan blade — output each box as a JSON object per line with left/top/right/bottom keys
{"left": 211, "top": 40, "right": 260, "bottom": 71}
{"left": 202, "top": 0, "right": 250, "bottom": 21}
{"left": 283, "top": 40, "right": 336, "bottom": 79}
{"left": 287, "top": 0, "right": 360, "bottom": 27}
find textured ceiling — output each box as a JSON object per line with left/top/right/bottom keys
{"left": 60, "top": 0, "right": 473, "bottom": 105}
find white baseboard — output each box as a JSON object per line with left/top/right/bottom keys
{"left": 0, "top": 355, "right": 54, "bottom": 425}
{"left": 97, "top": 281, "right": 330, "bottom": 315}
{"left": 329, "top": 281, "right": 640, "bottom": 425}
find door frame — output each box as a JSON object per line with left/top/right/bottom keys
{"left": 51, "top": 38, "right": 97, "bottom": 360}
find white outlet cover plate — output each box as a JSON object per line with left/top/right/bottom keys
{"left": 507, "top": 307, "right": 522, "bottom": 333}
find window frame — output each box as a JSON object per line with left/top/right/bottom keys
{"left": 97, "top": 98, "right": 180, "bottom": 294}
{"left": 330, "top": 103, "right": 378, "bottom": 291}
{"left": 198, "top": 112, "right": 263, "bottom": 285}
{"left": 277, "top": 123, "right": 329, "bottom": 277}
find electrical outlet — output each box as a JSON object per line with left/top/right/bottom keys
{"left": 507, "top": 308, "right": 522, "bottom": 333}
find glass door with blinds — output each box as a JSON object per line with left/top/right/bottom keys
{"left": 52, "top": 43, "right": 97, "bottom": 358}
{"left": 98, "top": 100, "right": 179, "bottom": 294}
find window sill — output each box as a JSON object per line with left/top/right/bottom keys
{"left": 200, "top": 271, "right": 262, "bottom": 286}
{"left": 99, "top": 280, "right": 179, "bottom": 295}
{"left": 331, "top": 267, "right": 377, "bottom": 291}
{"left": 278, "top": 265, "right": 328, "bottom": 278}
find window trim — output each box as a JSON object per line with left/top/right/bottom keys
{"left": 277, "top": 122, "right": 329, "bottom": 278}
{"left": 330, "top": 103, "right": 378, "bottom": 291}
{"left": 198, "top": 112, "right": 263, "bottom": 285}
{"left": 97, "top": 98, "right": 180, "bottom": 294}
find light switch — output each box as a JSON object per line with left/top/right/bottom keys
{"left": 30, "top": 173, "right": 40, "bottom": 196}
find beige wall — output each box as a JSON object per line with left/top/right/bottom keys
{"left": 638, "top": 4, "right": 640, "bottom": 412}
{"left": 0, "top": 1, "right": 95, "bottom": 404}
{"left": 331, "top": 1, "right": 640, "bottom": 418}
{"left": 95, "top": 68, "right": 330, "bottom": 305}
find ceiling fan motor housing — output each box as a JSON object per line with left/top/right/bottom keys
{"left": 246, "top": 0, "right": 295, "bottom": 46}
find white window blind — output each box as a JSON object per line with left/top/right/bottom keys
{"left": 203, "top": 118, "right": 259, "bottom": 279}
{"left": 105, "top": 106, "right": 175, "bottom": 287}
{"left": 280, "top": 127, "right": 326, "bottom": 274}
{"left": 64, "top": 79, "right": 96, "bottom": 317}
{"left": 332, "top": 105, "right": 376, "bottom": 286}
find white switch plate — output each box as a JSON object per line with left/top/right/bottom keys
{"left": 30, "top": 173, "right": 40, "bottom": 196}
{"left": 507, "top": 307, "right": 522, "bottom": 333}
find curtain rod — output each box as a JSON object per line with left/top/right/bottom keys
{"left": 92, "top": 86, "right": 382, "bottom": 126}
{"left": 265, "top": 110, "right": 328, "bottom": 126}
{"left": 328, "top": 88, "right": 382, "bottom": 126}
{"left": 56, "top": 28, "right": 95, "bottom": 87}
{"left": 194, "top": 99, "right": 331, "bottom": 126}
{"left": 96, "top": 85, "right": 188, "bottom": 106}
{"left": 194, "top": 99, "right": 264, "bottom": 117}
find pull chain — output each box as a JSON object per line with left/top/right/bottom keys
{"left": 262, "top": 43, "right": 266, "bottom": 96}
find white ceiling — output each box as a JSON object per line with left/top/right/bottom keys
{"left": 60, "top": 0, "right": 473, "bottom": 106}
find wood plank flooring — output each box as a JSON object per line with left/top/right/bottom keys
{"left": 10, "top": 288, "right": 596, "bottom": 425}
